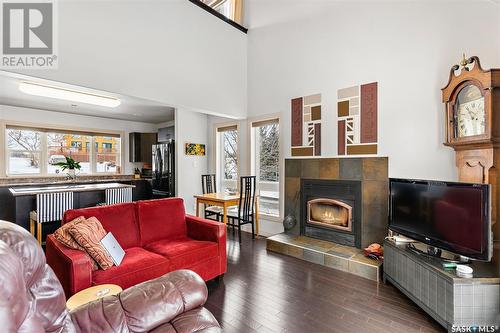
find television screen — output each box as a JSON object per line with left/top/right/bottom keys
{"left": 389, "top": 179, "right": 491, "bottom": 261}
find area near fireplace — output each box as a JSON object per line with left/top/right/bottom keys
{"left": 267, "top": 157, "right": 388, "bottom": 280}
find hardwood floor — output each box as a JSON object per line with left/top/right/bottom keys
{"left": 206, "top": 232, "right": 445, "bottom": 333}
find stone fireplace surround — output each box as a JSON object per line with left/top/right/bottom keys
{"left": 285, "top": 157, "right": 388, "bottom": 249}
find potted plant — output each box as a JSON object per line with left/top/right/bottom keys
{"left": 54, "top": 156, "right": 81, "bottom": 179}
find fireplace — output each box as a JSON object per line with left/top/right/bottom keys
{"left": 301, "top": 179, "right": 362, "bottom": 248}
{"left": 308, "top": 199, "right": 352, "bottom": 232}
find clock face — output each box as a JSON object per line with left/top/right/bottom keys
{"left": 454, "top": 85, "right": 485, "bottom": 138}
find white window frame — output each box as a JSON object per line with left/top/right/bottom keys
{"left": 214, "top": 122, "right": 240, "bottom": 193}
{"left": 2, "top": 121, "right": 124, "bottom": 177}
{"left": 249, "top": 113, "right": 283, "bottom": 221}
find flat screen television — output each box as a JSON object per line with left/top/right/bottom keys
{"left": 389, "top": 178, "right": 492, "bottom": 261}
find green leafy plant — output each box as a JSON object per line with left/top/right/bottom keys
{"left": 54, "top": 156, "right": 81, "bottom": 171}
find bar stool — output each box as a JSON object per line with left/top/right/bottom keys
{"left": 30, "top": 191, "right": 74, "bottom": 245}
{"left": 105, "top": 187, "right": 133, "bottom": 205}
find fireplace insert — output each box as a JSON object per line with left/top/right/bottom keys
{"left": 301, "top": 179, "right": 361, "bottom": 247}
{"left": 307, "top": 198, "right": 353, "bottom": 232}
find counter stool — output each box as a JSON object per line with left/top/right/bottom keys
{"left": 105, "top": 187, "right": 133, "bottom": 205}
{"left": 30, "top": 191, "right": 74, "bottom": 245}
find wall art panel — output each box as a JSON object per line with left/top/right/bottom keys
{"left": 291, "top": 93, "right": 322, "bottom": 157}
{"left": 337, "top": 83, "right": 378, "bottom": 155}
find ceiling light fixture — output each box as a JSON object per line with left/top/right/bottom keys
{"left": 19, "top": 82, "right": 121, "bottom": 108}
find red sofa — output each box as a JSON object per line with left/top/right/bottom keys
{"left": 46, "top": 198, "right": 227, "bottom": 297}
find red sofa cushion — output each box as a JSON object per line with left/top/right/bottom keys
{"left": 136, "top": 198, "right": 187, "bottom": 245}
{"left": 145, "top": 237, "right": 218, "bottom": 269}
{"left": 92, "top": 247, "right": 171, "bottom": 289}
{"left": 63, "top": 203, "right": 140, "bottom": 249}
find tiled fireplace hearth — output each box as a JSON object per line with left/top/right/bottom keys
{"left": 267, "top": 157, "right": 388, "bottom": 281}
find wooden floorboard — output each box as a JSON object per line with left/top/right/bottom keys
{"left": 206, "top": 232, "right": 445, "bottom": 333}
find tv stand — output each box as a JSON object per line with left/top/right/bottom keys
{"left": 383, "top": 240, "right": 500, "bottom": 330}
{"left": 406, "top": 242, "right": 470, "bottom": 264}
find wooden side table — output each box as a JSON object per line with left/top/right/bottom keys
{"left": 66, "top": 284, "right": 122, "bottom": 311}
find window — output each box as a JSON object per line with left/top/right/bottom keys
{"left": 5, "top": 125, "right": 122, "bottom": 176}
{"left": 251, "top": 118, "right": 280, "bottom": 217}
{"left": 217, "top": 125, "right": 239, "bottom": 193}
{"left": 223, "top": 130, "right": 238, "bottom": 180}
{"left": 48, "top": 133, "right": 91, "bottom": 174}
{"left": 6, "top": 128, "right": 41, "bottom": 175}
{"left": 95, "top": 136, "right": 121, "bottom": 173}
{"left": 193, "top": 0, "right": 245, "bottom": 29}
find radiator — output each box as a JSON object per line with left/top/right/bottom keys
{"left": 36, "top": 192, "right": 74, "bottom": 223}
{"left": 105, "top": 187, "right": 133, "bottom": 205}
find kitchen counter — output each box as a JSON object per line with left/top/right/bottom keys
{"left": 0, "top": 175, "right": 137, "bottom": 187}
{"left": 9, "top": 182, "right": 135, "bottom": 197}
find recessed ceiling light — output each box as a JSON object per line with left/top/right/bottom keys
{"left": 19, "top": 82, "right": 121, "bottom": 108}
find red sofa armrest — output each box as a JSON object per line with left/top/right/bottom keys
{"left": 45, "top": 234, "right": 93, "bottom": 298}
{"left": 186, "top": 215, "right": 225, "bottom": 243}
{"left": 185, "top": 215, "right": 227, "bottom": 275}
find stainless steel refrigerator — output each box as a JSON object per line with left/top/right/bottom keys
{"left": 152, "top": 140, "right": 175, "bottom": 198}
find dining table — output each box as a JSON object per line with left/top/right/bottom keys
{"left": 194, "top": 192, "right": 260, "bottom": 237}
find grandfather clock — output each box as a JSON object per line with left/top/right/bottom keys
{"left": 442, "top": 55, "right": 500, "bottom": 240}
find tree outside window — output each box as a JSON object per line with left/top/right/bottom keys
{"left": 7, "top": 129, "right": 41, "bottom": 174}
{"left": 258, "top": 123, "right": 279, "bottom": 182}
{"left": 223, "top": 130, "right": 238, "bottom": 180}
{"left": 252, "top": 120, "right": 280, "bottom": 217}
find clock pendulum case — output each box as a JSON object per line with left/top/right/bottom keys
{"left": 442, "top": 55, "right": 500, "bottom": 241}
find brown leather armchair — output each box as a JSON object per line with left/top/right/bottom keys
{"left": 0, "top": 221, "right": 221, "bottom": 333}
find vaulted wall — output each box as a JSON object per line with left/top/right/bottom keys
{"left": 246, "top": 0, "right": 500, "bottom": 180}
{"left": 12, "top": 0, "right": 248, "bottom": 119}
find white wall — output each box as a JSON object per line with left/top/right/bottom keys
{"left": 13, "top": 0, "right": 247, "bottom": 119}
{"left": 0, "top": 105, "right": 157, "bottom": 174}
{"left": 247, "top": 0, "right": 500, "bottom": 182}
{"left": 175, "top": 108, "right": 208, "bottom": 214}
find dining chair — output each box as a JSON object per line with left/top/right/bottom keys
{"left": 201, "top": 174, "right": 222, "bottom": 222}
{"left": 29, "top": 191, "right": 74, "bottom": 245}
{"left": 227, "top": 176, "right": 256, "bottom": 243}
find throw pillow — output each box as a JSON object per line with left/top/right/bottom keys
{"left": 54, "top": 216, "right": 99, "bottom": 271}
{"left": 69, "top": 216, "right": 114, "bottom": 270}
{"left": 54, "top": 216, "right": 86, "bottom": 250}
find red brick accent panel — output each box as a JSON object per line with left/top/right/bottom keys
{"left": 360, "top": 82, "right": 378, "bottom": 143}
{"left": 338, "top": 120, "right": 346, "bottom": 155}
{"left": 291, "top": 97, "right": 303, "bottom": 147}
